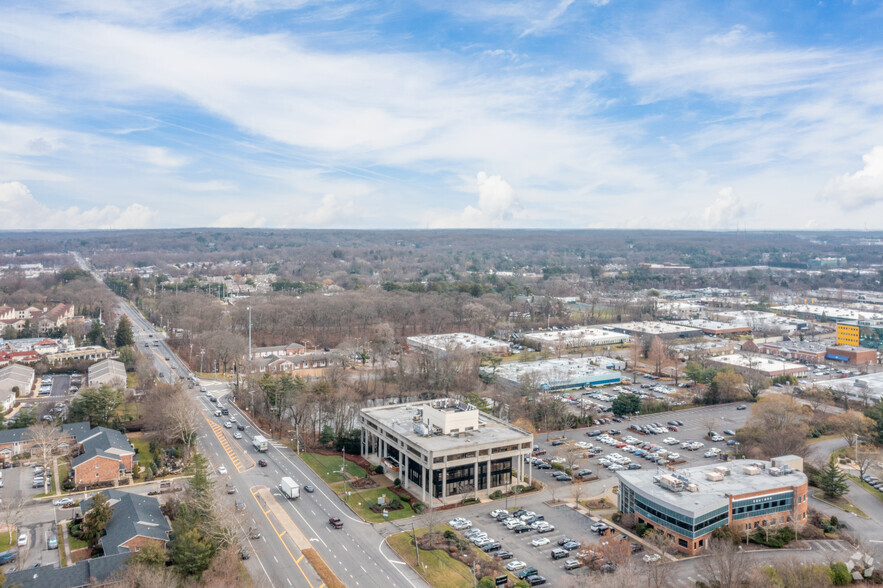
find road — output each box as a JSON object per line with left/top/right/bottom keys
{"left": 73, "top": 252, "right": 427, "bottom": 588}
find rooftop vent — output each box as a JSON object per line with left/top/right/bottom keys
{"left": 705, "top": 472, "right": 724, "bottom": 482}
{"left": 743, "top": 465, "right": 761, "bottom": 476}
{"left": 686, "top": 484, "right": 699, "bottom": 492}
{"left": 714, "top": 466, "right": 731, "bottom": 476}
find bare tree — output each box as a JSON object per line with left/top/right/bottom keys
{"left": 854, "top": 448, "right": 880, "bottom": 482}
{"left": 1, "top": 493, "right": 24, "bottom": 545}
{"left": 162, "top": 387, "right": 203, "bottom": 453}
{"left": 830, "top": 410, "right": 875, "bottom": 450}
{"left": 27, "top": 422, "right": 62, "bottom": 494}
{"left": 648, "top": 336, "right": 669, "bottom": 376}
{"left": 698, "top": 538, "right": 751, "bottom": 588}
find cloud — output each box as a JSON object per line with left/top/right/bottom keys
{"left": 0, "top": 181, "right": 157, "bottom": 229}
{"left": 140, "top": 146, "right": 190, "bottom": 168}
{"left": 427, "top": 172, "right": 520, "bottom": 228}
{"left": 823, "top": 146, "right": 883, "bottom": 209}
{"left": 186, "top": 180, "right": 238, "bottom": 192}
{"left": 211, "top": 210, "right": 266, "bottom": 227}
{"left": 702, "top": 187, "right": 752, "bottom": 229}
{"left": 298, "top": 193, "right": 354, "bottom": 227}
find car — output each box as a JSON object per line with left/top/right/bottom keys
{"left": 233, "top": 432, "right": 242, "bottom": 439}
{"left": 237, "top": 424, "right": 246, "bottom": 431}
{"left": 224, "top": 422, "right": 232, "bottom": 428}
{"left": 490, "top": 509, "right": 506, "bottom": 518}
{"left": 737, "top": 404, "right": 747, "bottom": 410}
{"left": 551, "top": 548, "right": 568, "bottom": 560}
{"left": 48, "top": 535, "right": 58, "bottom": 549}
{"left": 210, "top": 397, "right": 218, "bottom": 403}
{"left": 643, "top": 553, "right": 661, "bottom": 563}
{"left": 229, "top": 415, "right": 237, "bottom": 422}
{"left": 557, "top": 474, "right": 573, "bottom": 481}
{"left": 506, "top": 561, "right": 526, "bottom": 571}
{"left": 557, "top": 537, "right": 573, "bottom": 546}
{"left": 329, "top": 516, "right": 343, "bottom": 529}
{"left": 562, "top": 541, "right": 580, "bottom": 550}
{"left": 258, "top": 459, "right": 268, "bottom": 467}
{"left": 53, "top": 497, "right": 74, "bottom": 507}
{"left": 496, "top": 550, "right": 514, "bottom": 560}
{"left": 514, "top": 525, "right": 531, "bottom": 534}
{"left": 304, "top": 485, "right": 315, "bottom": 493}
{"left": 590, "top": 523, "right": 609, "bottom": 534}
{"left": 627, "top": 463, "right": 642, "bottom": 470}
{"left": 517, "top": 567, "right": 539, "bottom": 580}
{"left": 525, "top": 575, "right": 547, "bottom": 586}
{"left": 17, "top": 532, "right": 27, "bottom": 547}
{"left": 564, "top": 559, "right": 582, "bottom": 570}
{"left": 481, "top": 542, "right": 502, "bottom": 553}
{"left": 711, "top": 435, "right": 725, "bottom": 442}
{"left": 531, "top": 537, "right": 550, "bottom": 547}
{"left": 217, "top": 465, "right": 227, "bottom": 475}
{"left": 723, "top": 429, "right": 736, "bottom": 436}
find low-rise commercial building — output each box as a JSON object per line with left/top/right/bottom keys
{"left": 709, "top": 354, "right": 808, "bottom": 378}
{"left": 522, "top": 327, "right": 630, "bottom": 351}
{"left": 0, "top": 363, "right": 34, "bottom": 411}
{"left": 87, "top": 358, "right": 127, "bottom": 388}
{"left": 601, "top": 321, "right": 703, "bottom": 340}
{"left": 251, "top": 342, "right": 305, "bottom": 358}
{"left": 756, "top": 341, "right": 827, "bottom": 363}
{"left": 46, "top": 346, "right": 112, "bottom": 364}
{"left": 488, "top": 357, "right": 621, "bottom": 391}
{"left": 407, "top": 333, "right": 510, "bottom": 356}
{"left": 836, "top": 320, "right": 883, "bottom": 351}
{"left": 360, "top": 399, "right": 532, "bottom": 506}
{"left": 824, "top": 345, "right": 877, "bottom": 365}
{"left": 617, "top": 456, "right": 808, "bottom": 555}
{"left": 671, "top": 319, "right": 750, "bottom": 336}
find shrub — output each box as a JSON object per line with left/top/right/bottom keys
{"left": 412, "top": 502, "right": 426, "bottom": 513}
{"left": 461, "top": 497, "right": 480, "bottom": 506}
{"left": 749, "top": 526, "right": 795, "bottom": 548}
{"left": 478, "top": 576, "right": 495, "bottom": 588}
{"left": 514, "top": 581, "right": 530, "bottom": 588}
{"left": 443, "top": 530, "right": 456, "bottom": 540}
{"left": 374, "top": 465, "right": 384, "bottom": 474}
{"left": 394, "top": 478, "right": 401, "bottom": 487}
{"left": 636, "top": 522, "right": 649, "bottom": 537}
{"left": 829, "top": 516, "right": 839, "bottom": 529}
{"left": 711, "top": 525, "right": 742, "bottom": 546}
{"left": 489, "top": 490, "right": 503, "bottom": 500}
{"left": 388, "top": 498, "right": 402, "bottom": 510}
{"left": 551, "top": 462, "right": 565, "bottom": 472}
{"left": 829, "top": 562, "right": 851, "bottom": 586}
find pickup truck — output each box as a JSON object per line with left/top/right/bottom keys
{"left": 329, "top": 517, "right": 343, "bottom": 529}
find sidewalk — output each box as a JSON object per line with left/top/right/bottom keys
{"left": 60, "top": 519, "right": 72, "bottom": 567}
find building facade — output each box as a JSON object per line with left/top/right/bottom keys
{"left": 617, "top": 456, "right": 808, "bottom": 555}
{"left": 360, "top": 399, "right": 533, "bottom": 506}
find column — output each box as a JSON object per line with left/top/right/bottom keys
{"left": 473, "top": 458, "right": 479, "bottom": 499}
{"left": 402, "top": 455, "right": 409, "bottom": 490}
{"left": 486, "top": 458, "right": 492, "bottom": 492}
{"left": 422, "top": 466, "right": 427, "bottom": 502}
{"left": 441, "top": 467, "right": 447, "bottom": 502}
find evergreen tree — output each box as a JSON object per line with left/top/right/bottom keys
{"left": 83, "top": 493, "right": 114, "bottom": 548}
{"left": 68, "top": 385, "right": 125, "bottom": 429}
{"left": 169, "top": 527, "right": 215, "bottom": 578}
{"left": 114, "top": 315, "right": 134, "bottom": 348}
{"left": 818, "top": 458, "right": 850, "bottom": 498}
{"left": 86, "top": 320, "right": 106, "bottom": 347}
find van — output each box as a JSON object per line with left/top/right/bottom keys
{"left": 214, "top": 410, "right": 222, "bottom": 417}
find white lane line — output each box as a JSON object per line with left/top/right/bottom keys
{"left": 287, "top": 579, "right": 292, "bottom": 586}
{"left": 273, "top": 555, "right": 279, "bottom": 563}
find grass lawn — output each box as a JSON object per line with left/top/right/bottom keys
{"left": 58, "top": 462, "right": 69, "bottom": 488}
{"left": 0, "top": 531, "right": 16, "bottom": 552}
{"left": 126, "top": 372, "right": 137, "bottom": 388}
{"left": 57, "top": 524, "right": 67, "bottom": 567}
{"left": 387, "top": 527, "right": 475, "bottom": 588}
{"left": 808, "top": 434, "right": 841, "bottom": 445}
{"left": 344, "top": 487, "right": 417, "bottom": 523}
{"left": 299, "top": 452, "right": 366, "bottom": 484}
{"left": 812, "top": 491, "right": 868, "bottom": 518}
{"left": 67, "top": 524, "right": 88, "bottom": 550}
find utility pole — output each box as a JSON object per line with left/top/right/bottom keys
{"left": 248, "top": 306, "right": 252, "bottom": 361}
{"left": 412, "top": 521, "right": 420, "bottom": 567}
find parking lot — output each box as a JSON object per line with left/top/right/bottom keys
{"left": 0, "top": 464, "right": 63, "bottom": 572}
{"left": 533, "top": 403, "right": 753, "bottom": 491}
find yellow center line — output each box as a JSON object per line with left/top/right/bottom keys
{"left": 250, "top": 486, "right": 315, "bottom": 588}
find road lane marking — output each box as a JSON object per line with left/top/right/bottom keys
{"left": 249, "top": 486, "right": 316, "bottom": 588}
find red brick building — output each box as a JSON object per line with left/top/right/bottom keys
{"left": 66, "top": 424, "right": 135, "bottom": 488}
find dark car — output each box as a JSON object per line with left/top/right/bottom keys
{"left": 577, "top": 468, "right": 593, "bottom": 477}
{"left": 536, "top": 462, "right": 552, "bottom": 470}
{"left": 304, "top": 485, "right": 315, "bottom": 493}
{"left": 551, "top": 548, "right": 568, "bottom": 560}
{"left": 512, "top": 509, "right": 527, "bottom": 517}
{"left": 586, "top": 430, "right": 601, "bottom": 437}
{"left": 258, "top": 459, "right": 268, "bottom": 467}
{"left": 210, "top": 397, "right": 218, "bottom": 403}
{"left": 526, "top": 575, "right": 547, "bottom": 586}
{"left": 517, "top": 568, "right": 539, "bottom": 580}
{"left": 481, "top": 542, "right": 502, "bottom": 553}
{"left": 557, "top": 537, "right": 572, "bottom": 546}
{"left": 556, "top": 475, "right": 573, "bottom": 482}
{"left": 514, "top": 525, "right": 531, "bottom": 534}
{"left": 551, "top": 440, "right": 565, "bottom": 447}
{"left": 237, "top": 424, "right": 246, "bottom": 431}
{"left": 495, "top": 550, "right": 514, "bottom": 560}
{"left": 737, "top": 405, "right": 747, "bottom": 410}
{"left": 329, "top": 517, "right": 343, "bottom": 529}
{"left": 627, "top": 463, "right": 642, "bottom": 470}
{"left": 562, "top": 541, "right": 580, "bottom": 551}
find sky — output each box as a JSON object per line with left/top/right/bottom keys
{"left": 1, "top": 0, "right": 882, "bottom": 231}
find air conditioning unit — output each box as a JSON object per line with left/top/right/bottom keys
{"left": 705, "top": 472, "right": 724, "bottom": 482}
{"left": 769, "top": 467, "right": 782, "bottom": 477}
{"left": 714, "top": 466, "right": 731, "bottom": 476}
{"left": 742, "top": 466, "right": 761, "bottom": 476}
{"left": 686, "top": 484, "right": 699, "bottom": 492}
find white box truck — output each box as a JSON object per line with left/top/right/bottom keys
{"left": 280, "top": 477, "right": 300, "bottom": 499}
{"left": 252, "top": 435, "right": 268, "bottom": 452}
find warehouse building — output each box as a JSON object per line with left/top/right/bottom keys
{"left": 601, "top": 321, "right": 703, "bottom": 340}
{"left": 824, "top": 345, "right": 877, "bottom": 365}
{"left": 488, "top": 357, "right": 621, "bottom": 391}
{"left": 709, "top": 354, "right": 808, "bottom": 378}
{"left": 522, "top": 327, "right": 630, "bottom": 351}
{"left": 756, "top": 341, "right": 827, "bottom": 363}
{"left": 360, "top": 399, "right": 533, "bottom": 506}
{"left": 87, "top": 359, "right": 127, "bottom": 388}
{"left": 406, "top": 333, "right": 509, "bottom": 356}
{"left": 671, "top": 319, "right": 750, "bottom": 336}
{"left": 617, "top": 456, "right": 808, "bottom": 555}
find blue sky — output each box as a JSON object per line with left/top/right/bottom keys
{"left": 1, "top": 0, "right": 882, "bottom": 230}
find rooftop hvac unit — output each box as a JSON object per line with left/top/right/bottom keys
{"left": 769, "top": 467, "right": 782, "bottom": 477}
{"left": 658, "top": 474, "right": 685, "bottom": 492}
{"left": 753, "top": 462, "right": 766, "bottom": 470}
{"left": 714, "top": 466, "right": 731, "bottom": 476}
{"left": 686, "top": 484, "right": 699, "bottom": 492}
{"left": 743, "top": 466, "right": 761, "bottom": 476}
{"left": 705, "top": 472, "right": 724, "bottom": 482}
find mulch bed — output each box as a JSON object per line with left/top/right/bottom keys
{"left": 308, "top": 448, "right": 373, "bottom": 472}
{"left": 350, "top": 477, "right": 378, "bottom": 489}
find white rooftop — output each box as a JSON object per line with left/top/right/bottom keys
{"left": 490, "top": 356, "right": 620, "bottom": 389}
{"left": 407, "top": 333, "right": 507, "bottom": 354}
{"left": 523, "top": 327, "right": 630, "bottom": 345}
{"left": 774, "top": 304, "right": 883, "bottom": 322}
{"left": 600, "top": 321, "right": 701, "bottom": 335}
{"left": 711, "top": 353, "right": 806, "bottom": 374}
{"left": 618, "top": 458, "right": 807, "bottom": 518}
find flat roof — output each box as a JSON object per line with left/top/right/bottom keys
{"left": 617, "top": 459, "right": 807, "bottom": 518}
{"left": 774, "top": 304, "right": 883, "bottom": 322}
{"left": 600, "top": 321, "right": 701, "bottom": 335}
{"left": 816, "top": 372, "right": 883, "bottom": 401}
{"left": 490, "top": 357, "right": 620, "bottom": 389}
{"left": 674, "top": 319, "right": 749, "bottom": 332}
{"left": 523, "top": 327, "right": 631, "bottom": 344}
{"left": 711, "top": 353, "right": 805, "bottom": 374}
{"left": 407, "top": 333, "right": 507, "bottom": 353}
{"left": 361, "top": 401, "right": 531, "bottom": 453}
{"left": 759, "top": 340, "right": 826, "bottom": 353}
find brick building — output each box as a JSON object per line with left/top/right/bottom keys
{"left": 80, "top": 489, "right": 172, "bottom": 554}
{"left": 66, "top": 423, "right": 135, "bottom": 487}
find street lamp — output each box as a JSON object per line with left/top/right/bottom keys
{"left": 200, "top": 349, "right": 205, "bottom": 374}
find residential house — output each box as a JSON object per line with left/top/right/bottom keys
{"left": 87, "top": 358, "right": 127, "bottom": 388}
{"left": 80, "top": 489, "right": 172, "bottom": 554}
{"left": 0, "top": 363, "right": 34, "bottom": 412}
{"left": 68, "top": 425, "right": 135, "bottom": 488}
{"left": 252, "top": 342, "right": 305, "bottom": 358}
{"left": 4, "top": 552, "right": 131, "bottom": 588}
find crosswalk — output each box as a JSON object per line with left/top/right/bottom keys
{"left": 806, "top": 539, "right": 851, "bottom": 552}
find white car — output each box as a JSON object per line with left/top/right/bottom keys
{"left": 531, "top": 537, "right": 550, "bottom": 547}
{"left": 217, "top": 465, "right": 228, "bottom": 475}
{"left": 668, "top": 453, "right": 680, "bottom": 460}
{"left": 53, "top": 497, "right": 74, "bottom": 507}
{"left": 233, "top": 432, "right": 242, "bottom": 439}
{"left": 704, "top": 449, "right": 720, "bottom": 458}
{"left": 17, "top": 532, "right": 27, "bottom": 547}
{"left": 490, "top": 509, "right": 505, "bottom": 518}
{"left": 608, "top": 464, "right": 624, "bottom": 471}
{"left": 711, "top": 435, "right": 725, "bottom": 442}
{"left": 643, "top": 553, "right": 661, "bottom": 563}
{"left": 506, "top": 561, "right": 526, "bottom": 571}
{"left": 463, "top": 527, "right": 481, "bottom": 537}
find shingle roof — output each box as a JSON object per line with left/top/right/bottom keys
{"left": 61, "top": 422, "right": 92, "bottom": 442}
{"left": 4, "top": 552, "right": 130, "bottom": 587}
{"left": 0, "top": 427, "right": 29, "bottom": 445}
{"left": 81, "top": 489, "right": 171, "bottom": 555}
{"left": 71, "top": 427, "right": 133, "bottom": 469}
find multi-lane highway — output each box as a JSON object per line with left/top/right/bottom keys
{"left": 73, "top": 252, "right": 426, "bottom": 588}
